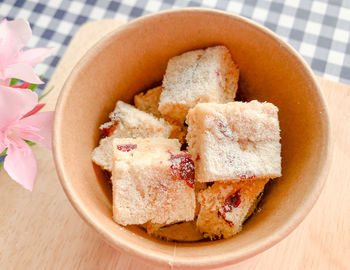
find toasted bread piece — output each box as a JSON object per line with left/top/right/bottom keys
{"left": 112, "top": 138, "right": 195, "bottom": 226}
{"left": 186, "top": 101, "right": 281, "bottom": 182}
{"left": 195, "top": 181, "right": 209, "bottom": 216}
{"left": 169, "top": 124, "right": 187, "bottom": 144}
{"left": 134, "top": 86, "right": 163, "bottom": 118}
{"left": 92, "top": 101, "right": 171, "bottom": 171}
{"left": 145, "top": 221, "right": 204, "bottom": 242}
{"left": 159, "top": 46, "right": 239, "bottom": 124}
{"left": 197, "top": 178, "right": 269, "bottom": 239}
{"left": 134, "top": 86, "right": 188, "bottom": 143}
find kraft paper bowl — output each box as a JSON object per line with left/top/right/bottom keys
{"left": 53, "top": 8, "right": 330, "bottom": 269}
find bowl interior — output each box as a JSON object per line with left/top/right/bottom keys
{"left": 54, "top": 9, "right": 329, "bottom": 268}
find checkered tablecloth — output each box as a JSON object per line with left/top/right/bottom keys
{"left": 1, "top": 0, "right": 350, "bottom": 91}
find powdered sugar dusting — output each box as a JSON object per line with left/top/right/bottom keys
{"left": 99, "top": 121, "right": 114, "bottom": 130}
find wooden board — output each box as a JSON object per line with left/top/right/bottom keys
{"left": 0, "top": 19, "right": 349, "bottom": 270}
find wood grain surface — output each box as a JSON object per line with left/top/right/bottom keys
{"left": 0, "top": 19, "right": 349, "bottom": 270}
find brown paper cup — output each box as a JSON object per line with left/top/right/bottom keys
{"left": 53, "top": 8, "right": 330, "bottom": 269}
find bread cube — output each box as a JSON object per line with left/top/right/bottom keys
{"left": 159, "top": 46, "right": 239, "bottom": 124}
{"left": 194, "top": 181, "right": 209, "bottom": 216}
{"left": 134, "top": 86, "right": 187, "bottom": 143}
{"left": 134, "top": 86, "right": 163, "bottom": 118}
{"left": 92, "top": 101, "right": 171, "bottom": 171}
{"left": 112, "top": 138, "right": 196, "bottom": 225}
{"left": 186, "top": 101, "right": 281, "bottom": 182}
{"left": 169, "top": 124, "right": 187, "bottom": 144}
{"left": 146, "top": 221, "right": 204, "bottom": 242}
{"left": 197, "top": 178, "right": 268, "bottom": 239}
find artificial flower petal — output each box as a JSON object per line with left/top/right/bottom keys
{"left": 4, "top": 63, "right": 44, "bottom": 84}
{"left": 19, "top": 111, "right": 54, "bottom": 149}
{"left": 0, "top": 19, "right": 31, "bottom": 64}
{"left": 0, "top": 18, "right": 53, "bottom": 191}
{"left": 16, "top": 47, "right": 53, "bottom": 66}
{"left": 0, "top": 78, "right": 11, "bottom": 86}
{"left": 0, "top": 85, "right": 38, "bottom": 127}
{"left": 0, "top": 18, "right": 51, "bottom": 85}
{"left": 0, "top": 126, "right": 6, "bottom": 152}
{"left": 4, "top": 139, "right": 37, "bottom": 191}
{"left": 4, "top": 18, "right": 31, "bottom": 48}
{"left": 0, "top": 142, "right": 6, "bottom": 154}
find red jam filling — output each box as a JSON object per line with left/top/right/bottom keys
{"left": 116, "top": 144, "right": 137, "bottom": 152}
{"left": 100, "top": 124, "right": 117, "bottom": 137}
{"left": 225, "top": 190, "right": 242, "bottom": 208}
{"left": 218, "top": 190, "right": 241, "bottom": 226}
{"left": 169, "top": 152, "right": 195, "bottom": 188}
{"left": 240, "top": 174, "right": 256, "bottom": 180}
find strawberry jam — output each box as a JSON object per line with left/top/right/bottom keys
{"left": 169, "top": 153, "right": 195, "bottom": 188}
{"left": 225, "top": 190, "right": 242, "bottom": 208}
{"left": 100, "top": 123, "right": 117, "bottom": 137}
{"left": 218, "top": 189, "right": 241, "bottom": 226}
{"left": 240, "top": 174, "right": 256, "bottom": 180}
{"left": 117, "top": 144, "right": 137, "bottom": 152}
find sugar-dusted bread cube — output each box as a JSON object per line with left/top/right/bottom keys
{"left": 159, "top": 46, "right": 239, "bottom": 124}
{"left": 197, "top": 178, "right": 269, "bottom": 239}
{"left": 134, "top": 86, "right": 163, "bottom": 118}
{"left": 134, "top": 86, "right": 187, "bottom": 143}
{"left": 92, "top": 101, "right": 171, "bottom": 171}
{"left": 112, "top": 138, "right": 196, "bottom": 226}
{"left": 186, "top": 101, "right": 281, "bottom": 182}
{"left": 108, "top": 101, "right": 171, "bottom": 137}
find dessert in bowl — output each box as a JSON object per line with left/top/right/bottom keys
{"left": 53, "top": 8, "right": 330, "bottom": 269}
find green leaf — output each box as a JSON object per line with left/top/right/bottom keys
{"left": 0, "top": 148, "right": 7, "bottom": 156}
{"left": 24, "top": 140, "right": 36, "bottom": 147}
{"left": 28, "top": 83, "right": 38, "bottom": 91}
{"left": 9, "top": 76, "right": 42, "bottom": 91}
{"left": 10, "top": 78, "right": 20, "bottom": 86}
{"left": 0, "top": 150, "right": 5, "bottom": 170}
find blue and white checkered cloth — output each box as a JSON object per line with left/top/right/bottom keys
{"left": 1, "top": 0, "right": 350, "bottom": 88}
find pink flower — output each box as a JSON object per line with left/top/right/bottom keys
{"left": 0, "top": 85, "right": 54, "bottom": 191}
{"left": 0, "top": 18, "right": 53, "bottom": 86}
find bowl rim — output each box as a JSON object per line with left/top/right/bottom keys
{"left": 53, "top": 7, "right": 331, "bottom": 268}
